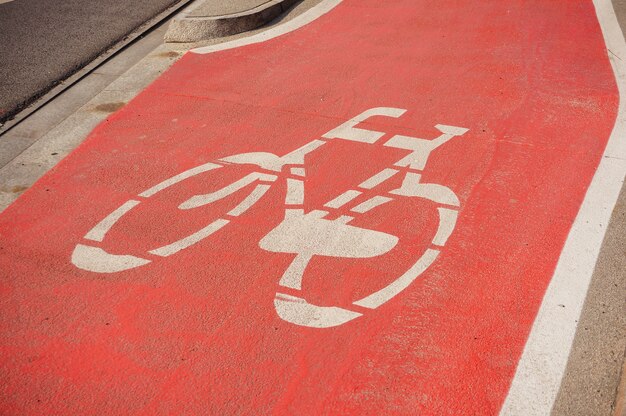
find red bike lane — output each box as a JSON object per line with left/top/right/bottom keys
{"left": 0, "top": 1, "right": 619, "bottom": 414}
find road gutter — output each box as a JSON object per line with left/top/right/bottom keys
{"left": 0, "top": 0, "right": 194, "bottom": 137}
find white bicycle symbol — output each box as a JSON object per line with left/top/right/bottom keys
{"left": 72, "top": 107, "right": 468, "bottom": 328}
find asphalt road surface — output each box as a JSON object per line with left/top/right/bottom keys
{"left": 0, "top": 0, "right": 183, "bottom": 124}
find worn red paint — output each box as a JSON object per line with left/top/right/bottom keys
{"left": 0, "top": 1, "right": 617, "bottom": 414}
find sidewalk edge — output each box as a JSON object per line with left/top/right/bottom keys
{"left": 164, "top": 0, "right": 300, "bottom": 42}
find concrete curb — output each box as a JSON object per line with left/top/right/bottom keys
{"left": 165, "top": 0, "right": 300, "bottom": 42}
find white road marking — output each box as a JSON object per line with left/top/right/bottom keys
{"left": 385, "top": 125, "right": 468, "bottom": 170}
{"left": 84, "top": 200, "right": 140, "bottom": 242}
{"left": 500, "top": 1, "right": 626, "bottom": 414}
{"left": 262, "top": 117, "right": 466, "bottom": 326}
{"left": 285, "top": 178, "right": 304, "bottom": 205}
{"left": 335, "top": 215, "right": 353, "bottom": 223}
{"left": 322, "top": 107, "right": 406, "bottom": 144}
{"left": 72, "top": 109, "right": 468, "bottom": 329}
{"left": 391, "top": 172, "right": 460, "bottom": 206}
{"left": 353, "top": 248, "right": 440, "bottom": 309}
{"left": 351, "top": 195, "right": 393, "bottom": 213}
{"left": 359, "top": 168, "right": 398, "bottom": 189}
{"left": 72, "top": 244, "right": 150, "bottom": 273}
{"left": 283, "top": 140, "right": 327, "bottom": 164}
{"left": 139, "top": 162, "right": 221, "bottom": 197}
{"left": 149, "top": 218, "right": 229, "bottom": 257}
{"left": 179, "top": 172, "right": 275, "bottom": 209}
{"left": 279, "top": 253, "right": 313, "bottom": 289}
{"left": 260, "top": 210, "right": 398, "bottom": 260}
{"left": 191, "top": 0, "right": 343, "bottom": 55}
{"left": 324, "top": 189, "right": 361, "bottom": 209}
{"left": 220, "top": 152, "right": 285, "bottom": 172}
{"left": 432, "top": 207, "right": 458, "bottom": 247}
{"left": 227, "top": 184, "right": 271, "bottom": 216}
{"left": 274, "top": 293, "right": 362, "bottom": 328}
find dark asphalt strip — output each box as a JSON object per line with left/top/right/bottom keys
{"left": 0, "top": 0, "right": 184, "bottom": 124}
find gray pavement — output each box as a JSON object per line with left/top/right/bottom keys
{"left": 0, "top": 0, "right": 185, "bottom": 125}
{"left": 552, "top": 179, "right": 626, "bottom": 416}
{"left": 552, "top": 4, "right": 626, "bottom": 415}
{"left": 189, "top": 0, "right": 273, "bottom": 16}
{"left": 164, "top": 0, "right": 300, "bottom": 42}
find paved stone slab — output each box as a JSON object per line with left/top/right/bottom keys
{"left": 189, "top": 0, "right": 273, "bottom": 17}
{"left": 165, "top": 0, "right": 299, "bottom": 42}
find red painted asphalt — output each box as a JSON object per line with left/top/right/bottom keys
{"left": 0, "top": 1, "right": 618, "bottom": 414}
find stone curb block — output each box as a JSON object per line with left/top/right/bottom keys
{"left": 165, "top": 0, "right": 300, "bottom": 42}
